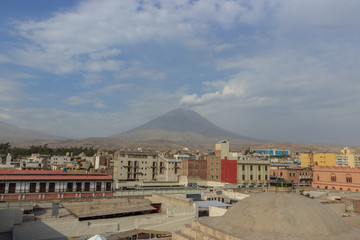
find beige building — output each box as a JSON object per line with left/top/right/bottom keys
{"left": 237, "top": 157, "right": 270, "bottom": 185}
{"left": 113, "top": 152, "right": 181, "bottom": 188}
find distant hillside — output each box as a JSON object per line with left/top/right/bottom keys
{"left": 0, "top": 120, "right": 62, "bottom": 142}
{"left": 111, "top": 108, "right": 261, "bottom": 144}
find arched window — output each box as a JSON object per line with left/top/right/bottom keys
{"left": 331, "top": 174, "right": 336, "bottom": 182}
{"left": 317, "top": 175, "right": 319, "bottom": 181}
{"left": 346, "top": 174, "right": 352, "bottom": 183}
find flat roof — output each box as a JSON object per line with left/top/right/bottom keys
{"left": 196, "top": 200, "right": 232, "bottom": 208}
{"left": 68, "top": 205, "right": 156, "bottom": 219}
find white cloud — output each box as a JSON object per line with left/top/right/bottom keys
{"left": 63, "top": 96, "right": 89, "bottom": 106}
{"left": 0, "top": 113, "right": 11, "bottom": 120}
{"left": 6, "top": 0, "right": 267, "bottom": 74}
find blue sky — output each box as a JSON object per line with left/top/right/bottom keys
{"left": 1, "top": 0, "right": 360, "bottom": 145}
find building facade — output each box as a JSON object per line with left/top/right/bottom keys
{"left": 237, "top": 157, "right": 270, "bottom": 185}
{"left": 181, "top": 159, "right": 207, "bottom": 180}
{"left": 312, "top": 165, "right": 360, "bottom": 191}
{"left": 252, "top": 149, "right": 290, "bottom": 156}
{"left": 270, "top": 167, "right": 313, "bottom": 185}
{"left": 0, "top": 170, "right": 113, "bottom": 201}
{"left": 113, "top": 152, "right": 181, "bottom": 187}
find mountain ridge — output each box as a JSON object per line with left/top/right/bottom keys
{"left": 111, "top": 108, "right": 261, "bottom": 144}
{"left": 0, "top": 120, "right": 63, "bottom": 142}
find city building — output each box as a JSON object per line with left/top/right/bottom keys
{"left": 237, "top": 157, "right": 270, "bottom": 185}
{"left": 301, "top": 148, "right": 360, "bottom": 168}
{"left": 49, "top": 155, "right": 71, "bottom": 165}
{"left": 270, "top": 166, "right": 313, "bottom": 186}
{"left": 181, "top": 159, "right": 207, "bottom": 181}
{"left": 207, "top": 140, "right": 270, "bottom": 185}
{"left": 252, "top": 149, "right": 290, "bottom": 156}
{"left": 113, "top": 151, "right": 181, "bottom": 188}
{"left": 0, "top": 170, "right": 113, "bottom": 201}
{"left": 312, "top": 165, "right": 360, "bottom": 191}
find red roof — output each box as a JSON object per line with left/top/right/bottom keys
{"left": 0, "top": 170, "right": 113, "bottom": 181}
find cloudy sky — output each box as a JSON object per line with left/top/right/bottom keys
{"left": 0, "top": 0, "right": 360, "bottom": 145}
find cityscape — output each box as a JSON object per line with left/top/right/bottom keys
{"left": 1, "top": 1, "right": 360, "bottom": 240}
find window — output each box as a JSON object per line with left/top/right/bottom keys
{"left": 39, "top": 183, "right": 46, "bottom": 193}
{"left": 49, "top": 183, "right": 55, "bottom": 192}
{"left": 346, "top": 175, "right": 352, "bottom": 183}
{"left": 331, "top": 174, "right": 336, "bottom": 182}
{"left": 242, "top": 175, "right": 245, "bottom": 180}
{"left": 67, "top": 182, "right": 73, "bottom": 192}
{"left": 250, "top": 166, "right": 253, "bottom": 171}
{"left": 265, "top": 166, "right": 268, "bottom": 171}
{"left": 106, "top": 182, "right": 112, "bottom": 191}
{"left": 96, "top": 182, "right": 102, "bottom": 191}
{"left": 0, "top": 183, "right": 5, "bottom": 194}
{"left": 258, "top": 166, "right": 261, "bottom": 171}
{"left": 84, "top": 182, "right": 90, "bottom": 191}
{"left": 265, "top": 175, "right": 268, "bottom": 180}
{"left": 8, "top": 183, "right": 16, "bottom": 193}
{"left": 258, "top": 175, "right": 261, "bottom": 180}
{"left": 76, "top": 182, "right": 82, "bottom": 192}
{"left": 250, "top": 175, "right": 253, "bottom": 180}
{"left": 242, "top": 165, "right": 245, "bottom": 171}
{"left": 29, "top": 183, "right": 36, "bottom": 193}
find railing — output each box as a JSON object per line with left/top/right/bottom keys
{"left": 114, "top": 188, "right": 209, "bottom": 197}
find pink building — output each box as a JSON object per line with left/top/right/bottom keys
{"left": 312, "top": 165, "right": 360, "bottom": 191}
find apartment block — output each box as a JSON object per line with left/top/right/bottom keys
{"left": 113, "top": 152, "right": 181, "bottom": 188}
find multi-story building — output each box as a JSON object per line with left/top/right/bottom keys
{"left": 301, "top": 148, "right": 360, "bottom": 168}
{"left": 237, "top": 157, "right": 270, "bottom": 185}
{"left": 0, "top": 170, "right": 113, "bottom": 201}
{"left": 49, "top": 155, "right": 71, "bottom": 165}
{"left": 113, "top": 152, "right": 181, "bottom": 188}
{"left": 312, "top": 165, "right": 360, "bottom": 191}
{"left": 270, "top": 167, "right": 313, "bottom": 186}
{"left": 207, "top": 140, "right": 270, "bottom": 185}
{"left": 252, "top": 149, "right": 290, "bottom": 156}
{"left": 181, "top": 159, "right": 207, "bottom": 180}
{"left": 207, "top": 140, "right": 230, "bottom": 182}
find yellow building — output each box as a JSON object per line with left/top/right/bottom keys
{"left": 300, "top": 153, "right": 314, "bottom": 168}
{"left": 301, "top": 153, "right": 336, "bottom": 167}
{"left": 314, "top": 153, "right": 337, "bottom": 166}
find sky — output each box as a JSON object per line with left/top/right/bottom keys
{"left": 0, "top": 0, "right": 360, "bottom": 145}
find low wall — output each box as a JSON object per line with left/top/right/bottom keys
{"left": 0, "top": 209, "right": 23, "bottom": 232}
{"left": 14, "top": 213, "right": 168, "bottom": 240}
{"left": 209, "top": 206, "right": 227, "bottom": 217}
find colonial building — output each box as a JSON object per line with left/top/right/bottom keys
{"left": 312, "top": 165, "right": 360, "bottom": 191}
{"left": 270, "top": 166, "right": 313, "bottom": 186}
{"left": 0, "top": 170, "right": 113, "bottom": 201}
{"left": 237, "top": 157, "right": 270, "bottom": 185}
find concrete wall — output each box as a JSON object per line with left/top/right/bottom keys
{"left": 0, "top": 209, "right": 23, "bottom": 232}
{"left": 209, "top": 206, "right": 227, "bottom": 217}
{"left": 14, "top": 213, "right": 168, "bottom": 240}
{"left": 145, "top": 194, "right": 195, "bottom": 217}
{"left": 222, "top": 191, "right": 249, "bottom": 200}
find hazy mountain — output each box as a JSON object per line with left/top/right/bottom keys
{"left": 111, "top": 108, "right": 261, "bottom": 144}
{"left": 0, "top": 120, "right": 62, "bottom": 142}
